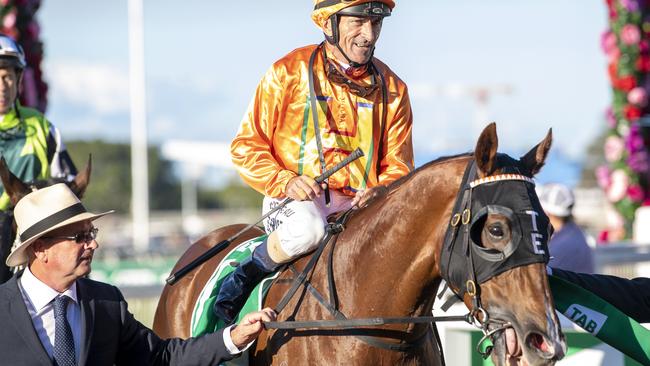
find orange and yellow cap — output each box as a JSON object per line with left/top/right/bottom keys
{"left": 311, "top": 0, "right": 395, "bottom": 29}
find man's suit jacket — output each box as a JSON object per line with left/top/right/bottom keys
{"left": 0, "top": 273, "right": 233, "bottom": 365}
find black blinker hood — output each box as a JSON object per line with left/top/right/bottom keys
{"left": 439, "top": 158, "right": 550, "bottom": 299}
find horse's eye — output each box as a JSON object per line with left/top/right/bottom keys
{"left": 488, "top": 224, "right": 504, "bottom": 239}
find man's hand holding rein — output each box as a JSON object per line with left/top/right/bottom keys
{"left": 230, "top": 308, "right": 277, "bottom": 350}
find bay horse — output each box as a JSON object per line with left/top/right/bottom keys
{"left": 154, "top": 123, "right": 566, "bottom": 366}
{"left": 0, "top": 156, "right": 91, "bottom": 282}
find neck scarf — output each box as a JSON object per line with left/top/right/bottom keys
{"left": 322, "top": 46, "right": 378, "bottom": 98}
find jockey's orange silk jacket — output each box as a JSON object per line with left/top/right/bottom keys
{"left": 231, "top": 44, "right": 414, "bottom": 198}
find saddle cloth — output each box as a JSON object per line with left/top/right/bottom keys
{"left": 190, "top": 235, "right": 279, "bottom": 337}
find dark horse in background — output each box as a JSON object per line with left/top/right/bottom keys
{"left": 154, "top": 124, "right": 567, "bottom": 366}
{"left": 0, "top": 156, "right": 91, "bottom": 283}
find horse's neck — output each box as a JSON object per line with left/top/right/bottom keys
{"left": 338, "top": 156, "right": 469, "bottom": 317}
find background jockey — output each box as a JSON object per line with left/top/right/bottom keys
{"left": 0, "top": 33, "right": 77, "bottom": 283}
{"left": 537, "top": 183, "right": 595, "bottom": 273}
{"left": 214, "top": 0, "right": 414, "bottom": 324}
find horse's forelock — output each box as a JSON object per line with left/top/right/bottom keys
{"left": 493, "top": 153, "right": 534, "bottom": 177}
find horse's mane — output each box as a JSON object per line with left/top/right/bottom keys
{"left": 387, "top": 152, "right": 471, "bottom": 191}
{"left": 345, "top": 153, "right": 471, "bottom": 220}
{"left": 386, "top": 151, "right": 530, "bottom": 192}
{"left": 351, "top": 151, "right": 527, "bottom": 218}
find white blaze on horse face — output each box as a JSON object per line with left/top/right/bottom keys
{"left": 525, "top": 210, "right": 545, "bottom": 255}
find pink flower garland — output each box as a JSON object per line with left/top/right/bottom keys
{"left": 600, "top": 0, "right": 650, "bottom": 241}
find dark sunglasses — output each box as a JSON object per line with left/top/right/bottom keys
{"left": 43, "top": 227, "right": 99, "bottom": 244}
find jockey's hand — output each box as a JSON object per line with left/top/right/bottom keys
{"left": 230, "top": 307, "right": 277, "bottom": 349}
{"left": 352, "top": 185, "right": 388, "bottom": 208}
{"left": 351, "top": 189, "right": 368, "bottom": 207}
{"left": 286, "top": 175, "right": 324, "bottom": 201}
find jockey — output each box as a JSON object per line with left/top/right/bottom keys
{"left": 0, "top": 34, "right": 76, "bottom": 283}
{"left": 0, "top": 34, "right": 76, "bottom": 208}
{"left": 215, "top": 0, "right": 414, "bottom": 324}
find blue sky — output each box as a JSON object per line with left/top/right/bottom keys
{"left": 38, "top": 1, "right": 608, "bottom": 182}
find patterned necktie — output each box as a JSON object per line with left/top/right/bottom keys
{"left": 53, "top": 295, "right": 76, "bottom": 366}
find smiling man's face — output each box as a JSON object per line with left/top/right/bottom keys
{"left": 326, "top": 15, "right": 383, "bottom": 65}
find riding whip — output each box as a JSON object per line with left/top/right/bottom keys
{"left": 166, "top": 148, "right": 364, "bottom": 285}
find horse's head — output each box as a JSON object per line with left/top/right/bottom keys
{"left": 0, "top": 155, "right": 91, "bottom": 276}
{"left": 0, "top": 155, "right": 91, "bottom": 206}
{"left": 441, "top": 123, "right": 565, "bottom": 365}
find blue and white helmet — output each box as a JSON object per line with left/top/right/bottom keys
{"left": 0, "top": 34, "right": 26, "bottom": 70}
{"left": 537, "top": 183, "right": 575, "bottom": 217}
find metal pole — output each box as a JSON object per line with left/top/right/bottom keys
{"left": 181, "top": 164, "right": 202, "bottom": 238}
{"left": 128, "top": 0, "right": 150, "bottom": 253}
{"left": 180, "top": 177, "right": 197, "bottom": 223}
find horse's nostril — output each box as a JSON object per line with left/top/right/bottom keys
{"left": 525, "top": 332, "right": 556, "bottom": 359}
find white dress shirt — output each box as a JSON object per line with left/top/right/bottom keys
{"left": 223, "top": 324, "right": 242, "bottom": 354}
{"left": 17, "top": 267, "right": 81, "bottom": 362}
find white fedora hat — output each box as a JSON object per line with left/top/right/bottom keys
{"left": 6, "top": 183, "right": 113, "bottom": 267}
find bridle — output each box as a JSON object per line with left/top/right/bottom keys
{"left": 439, "top": 157, "right": 550, "bottom": 358}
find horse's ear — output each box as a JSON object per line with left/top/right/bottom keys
{"left": 520, "top": 128, "right": 552, "bottom": 176}
{"left": 474, "top": 122, "right": 499, "bottom": 177}
{"left": 0, "top": 156, "right": 31, "bottom": 205}
{"left": 69, "top": 154, "right": 92, "bottom": 199}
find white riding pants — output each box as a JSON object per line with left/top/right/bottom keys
{"left": 262, "top": 190, "right": 353, "bottom": 258}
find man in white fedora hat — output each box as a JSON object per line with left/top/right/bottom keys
{"left": 0, "top": 183, "right": 275, "bottom": 365}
